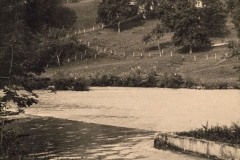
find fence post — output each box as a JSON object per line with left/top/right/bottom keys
{"left": 159, "top": 52, "right": 161, "bottom": 57}
{"left": 133, "top": 52, "right": 135, "bottom": 57}
{"left": 75, "top": 51, "right": 77, "bottom": 62}
{"left": 124, "top": 52, "right": 126, "bottom": 58}
{"left": 149, "top": 52, "right": 151, "bottom": 57}
{"left": 162, "top": 49, "right": 163, "bottom": 55}
{"left": 81, "top": 54, "right": 83, "bottom": 60}
{"left": 88, "top": 42, "right": 90, "bottom": 47}
{"left": 84, "top": 29, "right": 86, "bottom": 34}
{"left": 194, "top": 55, "right": 196, "bottom": 61}
{"left": 68, "top": 58, "right": 70, "bottom": 63}
{"left": 171, "top": 51, "right": 173, "bottom": 58}
{"left": 114, "top": 50, "right": 117, "bottom": 56}
{"left": 215, "top": 53, "right": 217, "bottom": 61}
{"left": 141, "top": 53, "right": 143, "bottom": 58}
{"left": 93, "top": 26, "right": 95, "bottom": 31}
{"left": 182, "top": 55, "right": 184, "bottom": 60}
{"left": 94, "top": 54, "right": 97, "bottom": 59}
{"left": 85, "top": 50, "right": 87, "bottom": 55}
{"left": 96, "top": 45, "right": 98, "bottom": 51}
{"left": 206, "top": 54, "right": 208, "bottom": 60}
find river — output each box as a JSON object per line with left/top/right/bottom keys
{"left": 13, "top": 87, "right": 240, "bottom": 159}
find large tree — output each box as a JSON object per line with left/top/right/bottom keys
{"left": 24, "top": 0, "right": 77, "bottom": 33}
{"left": 96, "top": 0, "right": 138, "bottom": 33}
{"left": 0, "top": 1, "right": 78, "bottom": 157}
{"left": 172, "top": 0, "right": 211, "bottom": 54}
{"left": 38, "top": 28, "right": 85, "bottom": 67}
{"left": 201, "top": 0, "right": 228, "bottom": 38}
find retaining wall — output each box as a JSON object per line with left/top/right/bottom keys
{"left": 154, "top": 133, "right": 240, "bottom": 159}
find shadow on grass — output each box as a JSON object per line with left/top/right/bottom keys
{"left": 145, "top": 41, "right": 173, "bottom": 52}
{"left": 11, "top": 117, "right": 154, "bottom": 159}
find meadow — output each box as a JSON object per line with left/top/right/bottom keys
{"left": 45, "top": 0, "right": 240, "bottom": 87}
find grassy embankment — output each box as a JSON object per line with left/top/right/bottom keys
{"left": 44, "top": 0, "right": 240, "bottom": 88}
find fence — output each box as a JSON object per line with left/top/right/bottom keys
{"left": 62, "top": 26, "right": 240, "bottom": 66}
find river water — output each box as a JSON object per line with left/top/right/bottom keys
{"left": 17, "top": 87, "right": 240, "bottom": 159}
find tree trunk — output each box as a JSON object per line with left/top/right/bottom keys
{"left": 118, "top": 22, "right": 121, "bottom": 33}
{"left": 57, "top": 55, "right": 61, "bottom": 67}
{"left": 157, "top": 40, "right": 161, "bottom": 54}
{"left": 189, "top": 44, "right": 192, "bottom": 54}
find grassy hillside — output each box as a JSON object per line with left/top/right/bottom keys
{"left": 44, "top": 0, "right": 240, "bottom": 87}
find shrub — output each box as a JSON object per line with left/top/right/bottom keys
{"left": 52, "top": 71, "right": 89, "bottom": 91}
{"left": 177, "top": 122, "right": 240, "bottom": 145}
{"left": 159, "top": 73, "right": 184, "bottom": 88}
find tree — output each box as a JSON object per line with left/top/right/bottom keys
{"left": 201, "top": 0, "right": 228, "bottom": 38}
{"left": 172, "top": 0, "right": 211, "bottom": 53}
{"left": 37, "top": 28, "right": 85, "bottom": 67}
{"left": 142, "top": 23, "right": 164, "bottom": 53}
{"left": 0, "top": 0, "right": 78, "bottom": 157}
{"left": 96, "top": 0, "right": 138, "bottom": 33}
{"left": 232, "top": 0, "right": 240, "bottom": 38}
{"left": 24, "top": 0, "right": 77, "bottom": 33}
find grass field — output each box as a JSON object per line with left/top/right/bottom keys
{"left": 45, "top": 0, "right": 240, "bottom": 86}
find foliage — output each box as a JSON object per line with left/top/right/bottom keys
{"left": 177, "top": 122, "right": 240, "bottom": 145}
{"left": 52, "top": 71, "right": 89, "bottom": 91}
{"left": 158, "top": 72, "right": 184, "bottom": 88}
{"left": 37, "top": 28, "right": 86, "bottom": 67}
{"left": 96, "top": 0, "right": 139, "bottom": 32}
{"left": 24, "top": 0, "right": 77, "bottom": 33}
{"left": 142, "top": 23, "right": 164, "bottom": 52}
{"left": 232, "top": 1, "right": 240, "bottom": 37}
{"left": 0, "top": 0, "right": 78, "bottom": 158}
{"left": 201, "top": 0, "right": 228, "bottom": 38}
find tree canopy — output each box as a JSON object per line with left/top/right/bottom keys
{"left": 142, "top": 0, "right": 227, "bottom": 53}
{"left": 96, "top": 0, "right": 138, "bottom": 32}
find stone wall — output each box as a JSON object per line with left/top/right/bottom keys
{"left": 154, "top": 133, "right": 240, "bottom": 159}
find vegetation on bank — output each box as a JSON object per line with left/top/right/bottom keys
{"left": 176, "top": 122, "right": 240, "bottom": 145}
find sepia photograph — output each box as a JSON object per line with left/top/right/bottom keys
{"left": 1, "top": 0, "right": 240, "bottom": 159}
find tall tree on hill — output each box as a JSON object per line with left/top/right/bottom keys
{"left": 172, "top": 0, "right": 210, "bottom": 54}
{"left": 201, "top": 0, "right": 228, "bottom": 38}
{"left": 96, "top": 0, "right": 138, "bottom": 33}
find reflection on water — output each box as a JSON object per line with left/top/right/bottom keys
{"left": 12, "top": 117, "right": 210, "bottom": 159}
